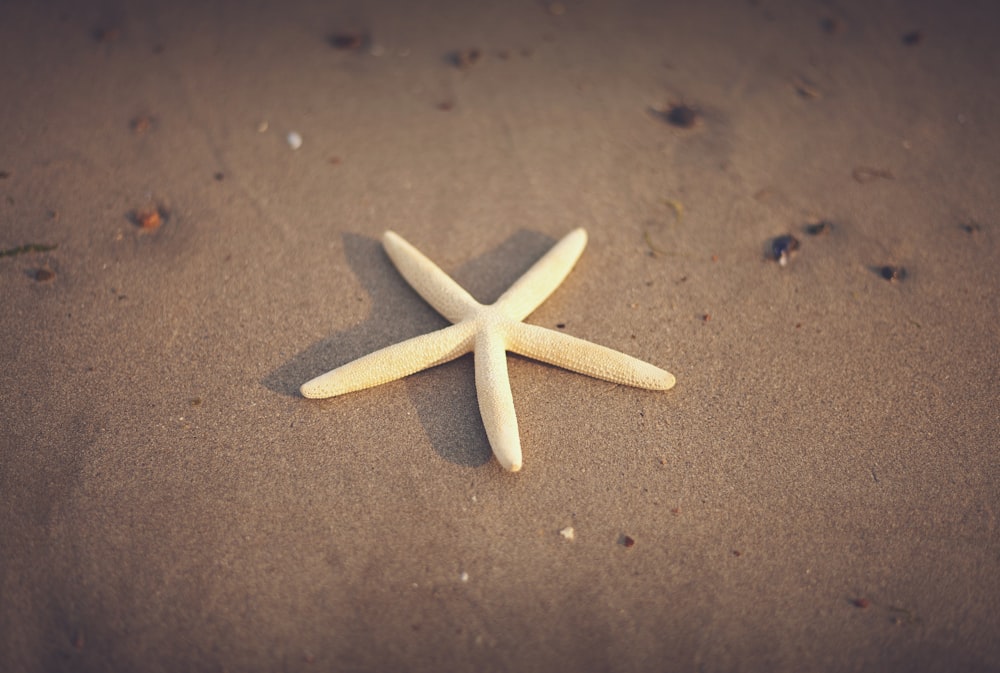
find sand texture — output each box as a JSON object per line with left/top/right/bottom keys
{"left": 1, "top": 0, "right": 998, "bottom": 671}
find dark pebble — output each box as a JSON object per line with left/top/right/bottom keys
{"left": 771, "top": 234, "right": 800, "bottom": 265}
{"left": 805, "top": 220, "right": 833, "bottom": 236}
{"left": 662, "top": 104, "right": 699, "bottom": 129}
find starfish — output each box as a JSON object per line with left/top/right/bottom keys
{"left": 301, "top": 229, "right": 675, "bottom": 472}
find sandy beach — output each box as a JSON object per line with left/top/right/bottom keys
{"left": 2, "top": 0, "right": 998, "bottom": 671}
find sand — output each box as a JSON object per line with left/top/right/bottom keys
{"left": 1, "top": 0, "right": 998, "bottom": 671}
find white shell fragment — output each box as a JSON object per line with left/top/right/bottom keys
{"left": 286, "top": 131, "right": 303, "bottom": 150}
{"left": 301, "top": 228, "right": 676, "bottom": 472}
{"left": 559, "top": 526, "right": 575, "bottom": 540}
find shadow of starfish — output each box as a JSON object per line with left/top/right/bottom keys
{"left": 263, "top": 229, "right": 558, "bottom": 468}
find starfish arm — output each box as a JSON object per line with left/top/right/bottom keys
{"left": 383, "top": 231, "right": 482, "bottom": 324}
{"left": 493, "top": 228, "right": 588, "bottom": 321}
{"left": 507, "top": 322, "right": 676, "bottom": 390}
{"left": 474, "top": 328, "right": 523, "bottom": 472}
{"left": 300, "top": 322, "right": 476, "bottom": 399}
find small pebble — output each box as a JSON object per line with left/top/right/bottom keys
{"left": 450, "top": 48, "right": 482, "bottom": 70}
{"left": 559, "top": 526, "right": 575, "bottom": 541}
{"left": 135, "top": 208, "right": 162, "bottom": 230}
{"left": 661, "top": 104, "right": 700, "bottom": 129}
{"left": 130, "top": 115, "right": 154, "bottom": 134}
{"left": 459, "top": 571, "right": 469, "bottom": 582}
{"left": 287, "top": 131, "right": 303, "bottom": 150}
{"left": 771, "top": 234, "right": 800, "bottom": 266}
{"left": 880, "top": 265, "right": 906, "bottom": 282}
{"left": 819, "top": 17, "right": 845, "bottom": 35}
{"left": 92, "top": 26, "right": 120, "bottom": 43}
{"left": 34, "top": 268, "right": 55, "bottom": 282}
{"left": 329, "top": 32, "right": 368, "bottom": 51}
{"left": 805, "top": 220, "right": 833, "bottom": 236}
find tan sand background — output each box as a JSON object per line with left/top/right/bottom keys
{"left": 1, "top": 0, "right": 998, "bottom": 671}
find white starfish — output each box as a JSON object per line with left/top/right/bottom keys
{"left": 301, "top": 229, "right": 675, "bottom": 472}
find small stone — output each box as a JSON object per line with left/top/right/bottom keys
{"left": 664, "top": 105, "right": 698, "bottom": 129}
{"left": 559, "top": 526, "right": 575, "bottom": 540}
{"left": 328, "top": 32, "right": 369, "bottom": 51}
{"left": 450, "top": 48, "right": 482, "bottom": 70}
{"left": 805, "top": 220, "right": 833, "bottom": 236}
{"left": 132, "top": 205, "right": 163, "bottom": 231}
{"left": 136, "top": 208, "right": 162, "bottom": 230}
{"left": 130, "top": 115, "right": 155, "bottom": 134}
{"left": 287, "top": 132, "right": 303, "bottom": 150}
{"left": 660, "top": 104, "right": 700, "bottom": 129}
{"left": 771, "top": 234, "right": 800, "bottom": 266}
{"left": 92, "top": 26, "right": 120, "bottom": 43}
{"left": 819, "top": 17, "right": 845, "bottom": 35}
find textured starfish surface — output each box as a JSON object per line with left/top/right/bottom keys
{"left": 301, "top": 229, "right": 675, "bottom": 472}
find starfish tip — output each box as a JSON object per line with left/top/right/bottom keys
{"left": 660, "top": 371, "right": 677, "bottom": 390}
{"left": 299, "top": 382, "right": 323, "bottom": 398}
